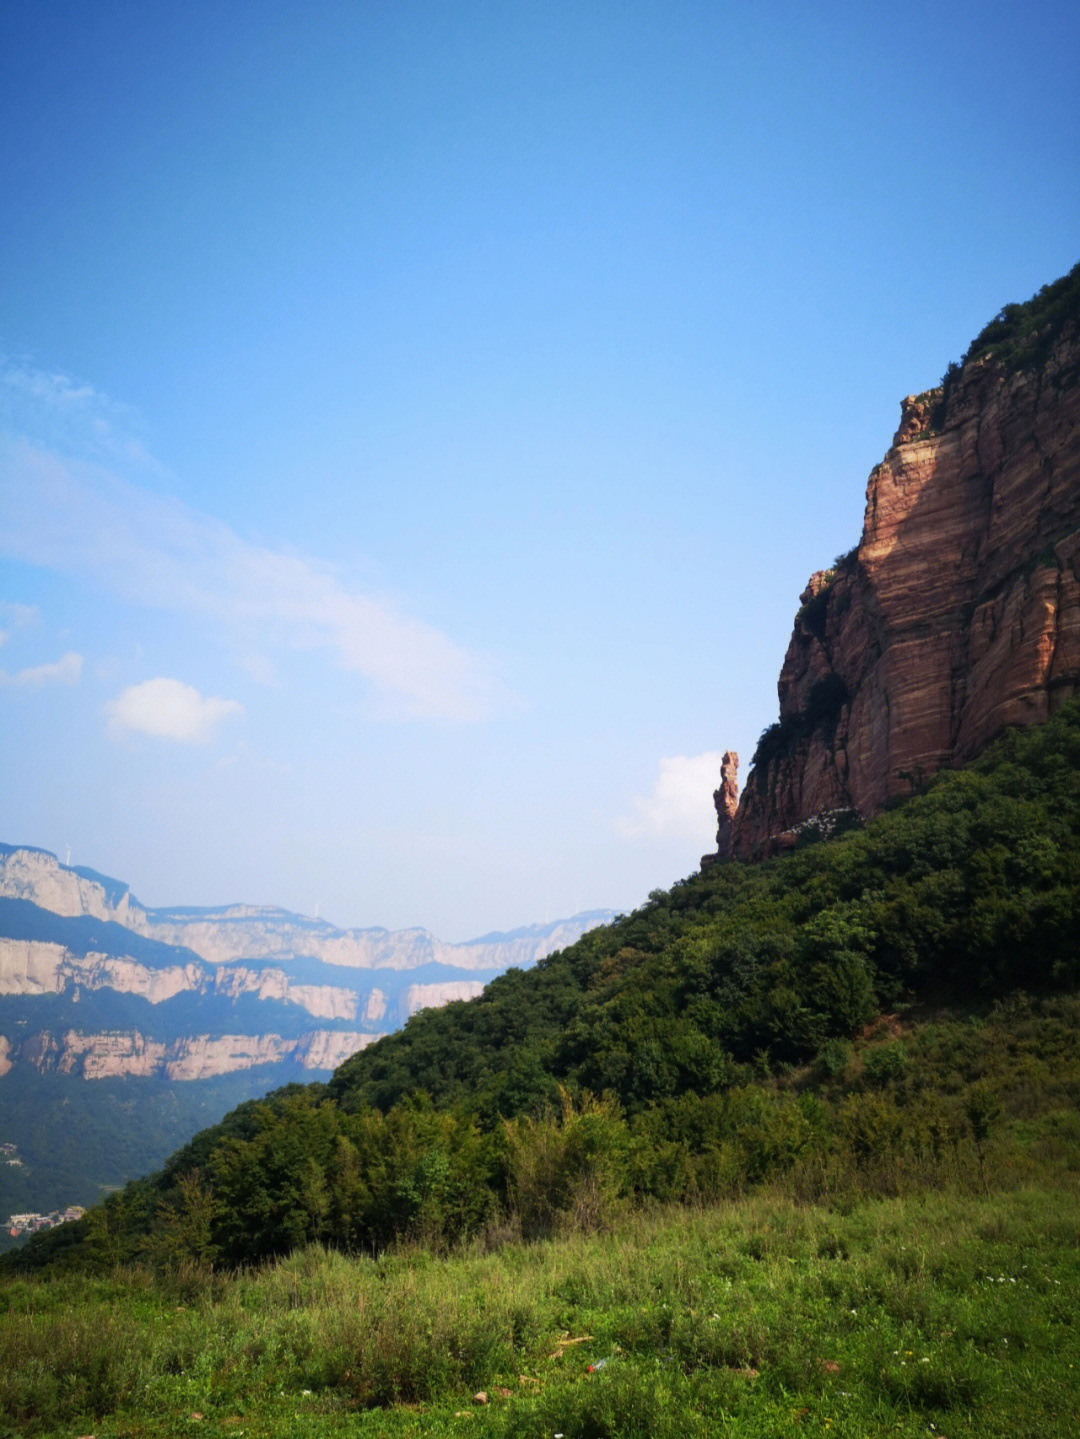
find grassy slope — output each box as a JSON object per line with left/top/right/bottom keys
{"left": 1, "top": 1187, "right": 1078, "bottom": 1438}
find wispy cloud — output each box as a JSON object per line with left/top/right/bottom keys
{"left": 0, "top": 651, "right": 83, "bottom": 688}
{"left": 1, "top": 361, "right": 507, "bottom": 721}
{"left": 0, "top": 359, "right": 162, "bottom": 473}
{"left": 0, "top": 602, "right": 42, "bottom": 648}
{"left": 619, "top": 751, "right": 722, "bottom": 841}
{"left": 106, "top": 677, "right": 243, "bottom": 743}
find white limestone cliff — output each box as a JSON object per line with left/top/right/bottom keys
{"left": 10, "top": 1027, "right": 381, "bottom": 1080}
{"left": 0, "top": 844, "right": 611, "bottom": 1083}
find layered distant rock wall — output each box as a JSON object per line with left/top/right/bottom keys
{"left": 0, "top": 846, "right": 613, "bottom": 1081}
{"left": 723, "top": 273, "right": 1080, "bottom": 857}
{"left": 14, "top": 1028, "right": 378, "bottom": 1082}
{"left": 0, "top": 846, "right": 600, "bottom": 972}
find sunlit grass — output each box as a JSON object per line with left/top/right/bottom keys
{"left": 2, "top": 1186, "right": 1078, "bottom": 1437}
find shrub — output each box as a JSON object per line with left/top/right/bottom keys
{"left": 503, "top": 1091, "right": 628, "bottom": 1240}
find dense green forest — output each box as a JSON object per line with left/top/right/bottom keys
{"left": 7, "top": 698, "right": 1079, "bottom": 1277}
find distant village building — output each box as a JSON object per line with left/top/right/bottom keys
{"left": 6, "top": 1205, "right": 85, "bottom": 1237}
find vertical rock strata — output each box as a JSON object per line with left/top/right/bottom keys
{"left": 730, "top": 294, "right": 1080, "bottom": 857}
{"left": 714, "top": 751, "right": 740, "bottom": 859}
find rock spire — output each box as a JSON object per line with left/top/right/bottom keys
{"left": 714, "top": 751, "right": 739, "bottom": 860}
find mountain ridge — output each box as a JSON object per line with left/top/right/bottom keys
{"left": 0, "top": 845, "right": 612, "bottom": 1080}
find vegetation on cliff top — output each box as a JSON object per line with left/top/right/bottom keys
{"left": 6, "top": 699, "right": 1080, "bottom": 1277}
{"left": 961, "top": 259, "right": 1080, "bottom": 371}
{"left": 934, "top": 259, "right": 1080, "bottom": 422}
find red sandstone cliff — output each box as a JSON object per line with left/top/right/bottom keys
{"left": 726, "top": 266, "right": 1080, "bottom": 858}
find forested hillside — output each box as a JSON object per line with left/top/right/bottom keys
{"left": 8, "top": 700, "right": 1080, "bottom": 1274}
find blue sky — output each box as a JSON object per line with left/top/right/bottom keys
{"left": 2, "top": 1, "right": 1078, "bottom": 939}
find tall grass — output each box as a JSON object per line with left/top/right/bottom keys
{"left": 2, "top": 1187, "right": 1079, "bottom": 1437}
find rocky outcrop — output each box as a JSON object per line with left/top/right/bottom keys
{"left": 0, "top": 939, "right": 206, "bottom": 1004}
{"left": 210, "top": 966, "right": 358, "bottom": 1020}
{"left": 726, "top": 267, "right": 1080, "bottom": 857}
{"left": 0, "top": 935, "right": 359, "bottom": 1019}
{"left": 363, "top": 988, "right": 388, "bottom": 1022}
{"left": 713, "top": 752, "right": 739, "bottom": 859}
{"left": 403, "top": 980, "right": 486, "bottom": 1015}
{"left": 0, "top": 849, "right": 139, "bottom": 926}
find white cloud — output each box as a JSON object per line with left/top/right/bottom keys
{"left": 0, "top": 650, "right": 83, "bottom": 688}
{"left": 0, "top": 361, "right": 507, "bottom": 722}
{"left": 619, "top": 751, "right": 723, "bottom": 841}
{"left": 0, "top": 601, "right": 41, "bottom": 648}
{"left": 106, "top": 677, "right": 243, "bottom": 743}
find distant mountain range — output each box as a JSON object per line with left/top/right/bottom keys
{"left": 0, "top": 843, "right": 611, "bottom": 1233}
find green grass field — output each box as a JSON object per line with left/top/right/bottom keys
{"left": 2, "top": 1185, "right": 1078, "bottom": 1438}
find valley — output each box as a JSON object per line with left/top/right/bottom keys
{"left": 0, "top": 847, "right": 610, "bottom": 1234}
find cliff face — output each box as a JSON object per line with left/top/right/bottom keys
{"left": 18, "top": 1028, "right": 379, "bottom": 1082}
{"left": 729, "top": 271, "right": 1080, "bottom": 856}
{"left": 0, "top": 846, "right": 614, "bottom": 1082}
